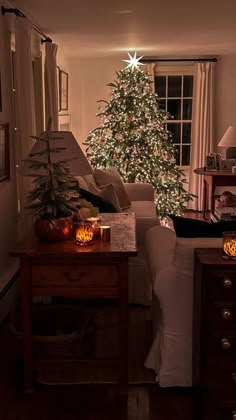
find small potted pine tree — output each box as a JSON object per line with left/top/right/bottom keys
{"left": 23, "top": 127, "right": 96, "bottom": 241}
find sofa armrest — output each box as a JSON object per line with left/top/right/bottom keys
{"left": 124, "top": 183, "right": 154, "bottom": 202}
{"left": 145, "top": 226, "right": 176, "bottom": 279}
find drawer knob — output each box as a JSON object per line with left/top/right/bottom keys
{"left": 232, "top": 411, "right": 236, "bottom": 420}
{"left": 222, "top": 308, "right": 231, "bottom": 319}
{"left": 221, "top": 337, "right": 231, "bottom": 350}
{"left": 64, "top": 271, "right": 86, "bottom": 282}
{"left": 224, "top": 277, "right": 232, "bottom": 288}
{"left": 232, "top": 373, "right": 236, "bottom": 383}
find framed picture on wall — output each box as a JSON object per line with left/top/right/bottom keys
{"left": 0, "top": 123, "right": 10, "bottom": 182}
{"left": 58, "top": 114, "right": 71, "bottom": 131}
{"left": 59, "top": 70, "right": 68, "bottom": 111}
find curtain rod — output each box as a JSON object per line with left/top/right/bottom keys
{"left": 142, "top": 57, "right": 217, "bottom": 63}
{"left": 1, "top": 6, "right": 52, "bottom": 43}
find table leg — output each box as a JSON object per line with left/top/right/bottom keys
{"left": 21, "top": 259, "right": 33, "bottom": 393}
{"left": 202, "top": 179, "right": 207, "bottom": 219}
{"left": 210, "top": 180, "right": 216, "bottom": 215}
{"left": 119, "top": 259, "right": 129, "bottom": 395}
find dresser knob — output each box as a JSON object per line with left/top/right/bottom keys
{"left": 222, "top": 308, "right": 231, "bottom": 319}
{"left": 221, "top": 337, "right": 231, "bottom": 350}
{"left": 224, "top": 277, "right": 232, "bottom": 288}
{"left": 232, "top": 411, "right": 236, "bottom": 420}
{"left": 232, "top": 373, "right": 236, "bottom": 383}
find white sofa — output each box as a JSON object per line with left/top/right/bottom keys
{"left": 144, "top": 225, "right": 222, "bottom": 387}
{"left": 78, "top": 173, "right": 160, "bottom": 305}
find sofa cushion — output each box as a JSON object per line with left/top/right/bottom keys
{"left": 76, "top": 175, "right": 121, "bottom": 212}
{"left": 170, "top": 215, "right": 236, "bottom": 238}
{"left": 76, "top": 175, "right": 96, "bottom": 190}
{"left": 79, "top": 188, "right": 118, "bottom": 213}
{"left": 87, "top": 183, "right": 121, "bottom": 212}
{"left": 93, "top": 167, "right": 131, "bottom": 210}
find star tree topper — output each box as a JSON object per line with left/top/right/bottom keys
{"left": 123, "top": 52, "right": 144, "bottom": 70}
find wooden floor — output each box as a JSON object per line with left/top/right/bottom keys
{"left": 0, "top": 305, "right": 193, "bottom": 420}
{"left": 0, "top": 211, "right": 206, "bottom": 420}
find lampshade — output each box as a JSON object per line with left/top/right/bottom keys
{"left": 22, "top": 131, "right": 93, "bottom": 176}
{"left": 218, "top": 126, "right": 236, "bottom": 148}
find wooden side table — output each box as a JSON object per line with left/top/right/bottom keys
{"left": 194, "top": 167, "right": 236, "bottom": 219}
{"left": 10, "top": 213, "right": 137, "bottom": 394}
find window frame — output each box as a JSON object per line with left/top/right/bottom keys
{"left": 154, "top": 64, "right": 195, "bottom": 170}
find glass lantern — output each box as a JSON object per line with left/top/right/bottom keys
{"left": 75, "top": 222, "right": 94, "bottom": 246}
{"left": 222, "top": 231, "right": 236, "bottom": 260}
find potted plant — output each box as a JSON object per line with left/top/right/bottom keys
{"left": 23, "top": 129, "right": 96, "bottom": 241}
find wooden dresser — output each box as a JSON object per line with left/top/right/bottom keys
{"left": 193, "top": 248, "right": 236, "bottom": 420}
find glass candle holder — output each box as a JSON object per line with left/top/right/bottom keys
{"left": 86, "top": 217, "right": 101, "bottom": 238}
{"left": 75, "top": 222, "right": 94, "bottom": 246}
{"left": 223, "top": 231, "right": 236, "bottom": 259}
{"left": 100, "top": 225, "right": 111, "bottom": 242}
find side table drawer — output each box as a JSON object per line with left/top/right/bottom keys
{"left": 32, "top": 265, "right": 118, "bottom": 287}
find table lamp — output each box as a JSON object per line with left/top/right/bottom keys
{"left": 22, "top": 131, "right": 93, "bottom": 176}
{"left": 218, "top": 126, "right": 236, "bottom": 159}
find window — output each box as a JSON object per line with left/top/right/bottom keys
{"left": 155, "top": 67, "right": 194, "bottom": 168}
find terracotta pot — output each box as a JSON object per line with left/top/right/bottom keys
{"left": 35, "top": 215, "right": 74, "bottom": 242}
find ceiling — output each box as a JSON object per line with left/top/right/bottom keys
{"left": 9, "top": 0, "right": 236, "bottom": 59}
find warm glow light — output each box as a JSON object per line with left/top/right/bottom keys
{"left": 123, "top": 52, "right": 144, "bottom": 70}
{"left": 223, "top": 231, "right": 236, "bottom": 258}
{"left": 86, "top": 217, "right": 101, "bottom": 237}
{"left": 76, "top": 222, "right": 94, "bottom": 245}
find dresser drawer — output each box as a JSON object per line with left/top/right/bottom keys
{"left": 31, "top": 265, "right": 118, "bottom": 287}
{"left": 206, "top": 271, "right": 236, "bottom": 297}
{"left": 205, "top": 368, "right": 236, "bottom": 402}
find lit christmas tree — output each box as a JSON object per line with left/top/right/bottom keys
{"left": 84, "top": 53, "right": 193, "bottom": 217}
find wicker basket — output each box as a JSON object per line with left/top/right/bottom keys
{"left": 9, "top": 303, "right": 95, "bottom": 360}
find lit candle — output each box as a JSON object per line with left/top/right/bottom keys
{"left": 100, "top": 225, "right": 111, "bottom": 242}
{"left": 86, "top": 217, "right": 101, "bottom": 238}
{"left": 223, "top": 231, "right": 236, "bottom": 259}
{"left": 75, "top": 222, "right": 94, "bottom": 246}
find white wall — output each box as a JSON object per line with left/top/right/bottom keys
{"left": 0, "top": 6, "right": 19, "bottom": 278}
{"left": 215, "top": 54, "right": 236, "bottom": 149}
{"left": 68, "top": 55, "right": 122, "bottom": 151}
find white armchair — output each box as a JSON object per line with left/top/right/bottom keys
{"left": 144, "top": 225, "right": 222, "bottom": 387}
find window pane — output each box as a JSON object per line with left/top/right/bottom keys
{"left": 158, "top": 99, "right": 166, "bottom": 111}
{"left": 182, "top": 145, "right": 190, "bottom": 165}
{"left": 155, "top": 76, "right": 166, "bottom": 97}
{"left": 168, "top": 76, "right": 181, "bottom": 97}
{"left": 167, "top": 123, "right": 180, "bottom": 143}
{"left": 167, "top": 99, "right": 181, "bottom": 120}
{"left": 183, "top": 76, "right": 193, "bottom": 97}
{"left": 174, "top": 145, "right": 180, "bottom": 165}
{"left": 183, "top": 99, "right": 192, "bottom": 120}
{"left": 183, "top": 123, "right": 191, "bottom": 143}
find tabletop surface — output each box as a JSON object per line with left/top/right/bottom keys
{"left": 10, "top": 213, "right": 138, "bottom": 258}
{"left": 195, "top": 247, "right": 236, "bottom": 266}
{"left": 194, "top": 167, "right": 236, "bottom": 176}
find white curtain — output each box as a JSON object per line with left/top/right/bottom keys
{"left": 44, "top": 42, "right": 59, "bottom": 130}
{"left": 14, "top": 17, "right": 36, "bottom": 238}
{"left": 188, "top": 62, "right": 215, "bottom": 210}
{"left": 143, "top": 63, "right": 155, "bottom": 93}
